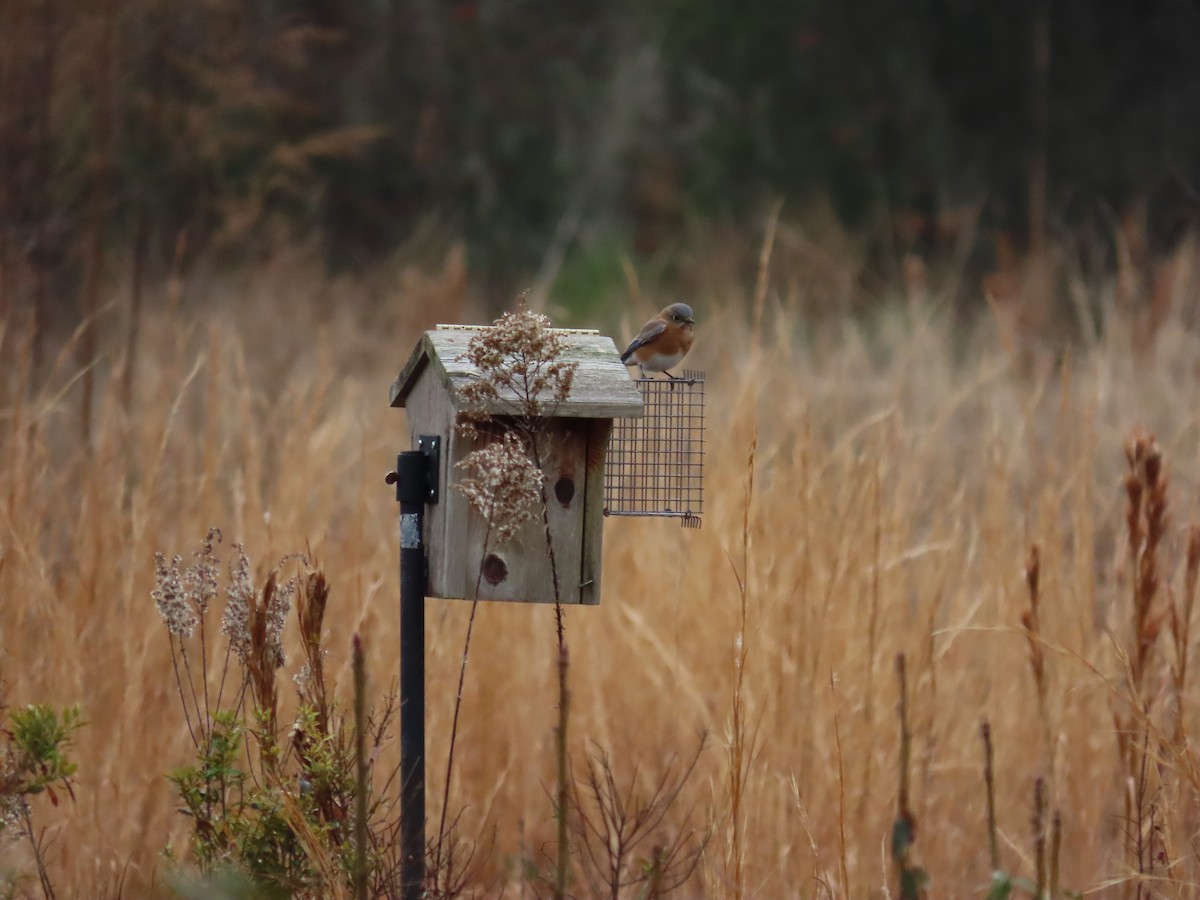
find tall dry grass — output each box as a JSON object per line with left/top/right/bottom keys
{"left": 3, "top": 236, "right": 1200, "bottom": 897}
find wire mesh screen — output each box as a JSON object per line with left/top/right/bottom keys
{"left": 604, "top": 370, "right": 705, "bottom": 528}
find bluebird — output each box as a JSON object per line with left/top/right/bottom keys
{"left": 620, "top": 303, "right": 696, "bottom": 378}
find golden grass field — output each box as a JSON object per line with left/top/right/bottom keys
{"left": 4, "top": 229, "right": 1200, "bottom": 898}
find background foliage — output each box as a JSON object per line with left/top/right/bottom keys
{"left": 3, "top": 0, "right": 1200, "bottom": 318}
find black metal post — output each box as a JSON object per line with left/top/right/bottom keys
{"left": 394, "top": 449, "right": 431, "bottom": 900}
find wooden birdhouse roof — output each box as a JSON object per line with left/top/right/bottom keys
{"left": 390, "top": 325, "right": 645, "bottom": 418}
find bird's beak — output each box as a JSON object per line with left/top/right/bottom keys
{"left": 685, "top": 317, "right": 695, "bottom": 325}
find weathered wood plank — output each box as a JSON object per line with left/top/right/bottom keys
{"left": 391, "top": 328, "right": 645, "bottom": 419}
{"left": 578, "top": 418, "right": 612, "bottom": 606}
{"left": 402, "top": 370, "right": 457, "bottom": 599}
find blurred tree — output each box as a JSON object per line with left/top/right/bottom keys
{"left": 2, "top": 0, "right": 1200, "bottom": 320}
{"left": 0, "top": 0, "right": 64, "bottom": 370}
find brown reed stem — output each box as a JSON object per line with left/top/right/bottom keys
{"left": 861, "top": 460, "right": 883, "bottom": 815}
{"left": 353, "top": 634, "right": 368, "bottom": 900}
{"left": 727, "top": 434, "right": 756, "bottom": 900}
{"left": 530, "top": 434, "right": 566, "bottom": 649}
{"left": 1125, "top": 431, "right": 1167, "bottom": 693}
{"left": 555, "top": 642, "right": 571, "bottom": 900}
{"left": 980, "top": 719, "right": 1000, "bottom": 873}
{"left": 1033, "top": 776, "right": 1047, "bottom": 899}
{"left": 1170, "top": 524, "right": 1200, "bottom": 746}
{"left": 892, "top": 653, "right": 924, "bottom": 899}
{"left": 247, "top": 574, "right": 280, "bottom": 770}
{"left": 20, "top": 804, "right": 56, "bottom": 900}
{"left": 435, "top": 517, "right": 492, "bottom": 888}
{"left": 530, "top": 428, "right": 572, "bottom": 900}
{"left": 1049, "top": 809, "right": 1062, "bottom": 900}
{"left": 831, "top": 675, "right": 850, "bottom": 894}
{"left": 896, "top": 654, "right": 912, "bottom": 828}
{"left": 1134, "top": 728, "right": 1152, "bottom": 899}
{"left": 1120, "top": 431, "right": 1168, "bottom": 888}
{"left": 1021, "top": 543, "right": 1053, "bottom": 790}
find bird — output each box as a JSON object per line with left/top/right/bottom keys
{"left": 620, "top": 303, "right": 696, "bottom": 378}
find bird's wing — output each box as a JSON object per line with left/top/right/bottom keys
{"left": 620, "top": 319, "right": 666, "bottom": 362}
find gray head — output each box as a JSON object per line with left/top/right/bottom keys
{"left": 663, "top": 302, "right": 695, "bottom": 325}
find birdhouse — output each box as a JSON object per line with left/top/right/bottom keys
{"left": 390, "top": 325, "right": 644, "bottom": 605}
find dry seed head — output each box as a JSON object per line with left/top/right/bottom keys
{"left": 293, "top": 661, "right": 314, "bottom": 695}
{"left": 0, "top": 792, "right": 27, "bottom": 832}
{"left": 297, "top": 570, "right": 329, "bottom": 648}
{"left": 1123, "top": 429, "right": 1171, "bottom": 690}
{"left": 152, "top": 552, "right": 197, "bottom": 639}
{"left": 456, "top": 300, "right": 579, "bottom": 435}
{"left": 222, "top": 543, "right": 255, "bottom": 663}
{"left": 1143, "top": 444, "right": 1163, "bottom": 485}
{"left": 1125, "top": 473, "right": 1144, "bottom": 551}
{"left": 265, "top": 577, "right": 294, "bottom": 669}
{"left": 182, "top": 527, "right": 222, "bottom": 615}
{"left": 455, "top": 432, "right": 544, "bottom": 544}
{"left": 221, "top": 544, "right": 297, "bottom": 668}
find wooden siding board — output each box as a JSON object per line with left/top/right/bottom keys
{"left": 463, "top": 423, "right": 588, "bottom": 604}
{"left": 578, "top": 418, "right": 612, "bottom": 606}
{"left": 402, "top": 371, "right": 453, "bottom": 598}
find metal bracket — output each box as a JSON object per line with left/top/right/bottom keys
{"left": 385, "top": 435, "right": 441, "bottom": 504}
{"left": 417, "top": 435, "right": 440, "bottom": 504}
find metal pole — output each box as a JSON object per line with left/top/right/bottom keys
{"left": 394, "top": 450, "right": 429, "bottom": 900}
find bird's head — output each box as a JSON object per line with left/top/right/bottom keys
{"left": 664, "top": 303, "right": 696, "bottom": 326}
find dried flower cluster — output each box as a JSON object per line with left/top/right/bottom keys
{"left": 152, "top": 553, "right": 195, "bottom": 639}
{"left": 293, "top": 662, "right": 315, "bottom": 695}
{"left": 455, "top": 432, "right": 545, "bottom": 544}
{"left": 221, "top": 543, "right": 255, "bottom": 659}
{"left": 152, "top": 527, "right": 225, "bottom": 638}
{"left": 221, "top": 543, "right": 293, "bottom": 668}
{"left": 182, "top": 527, "right": 222, "bottom": 615}
{"left": 262, "top": 579, "right": 294, "bottom": 669}
{"left": 457, "top": 301, "right": 578, "bottom": 437}
{"left": 152, "top": 531, "right": 293, "bottom": 669}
